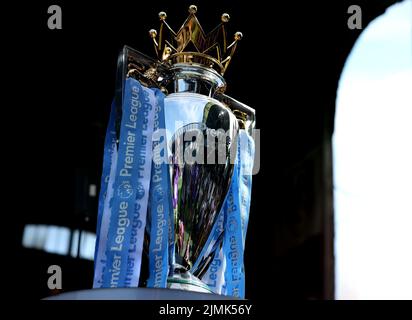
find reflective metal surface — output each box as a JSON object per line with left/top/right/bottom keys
{"left": 164, "top": 66, "right": 239, "bottom": 290}
{"left": 170, "top": 63, "right": 226, "bottom": 96}
{"left": 165, "top": 95, "right": 238, "bottom": 268}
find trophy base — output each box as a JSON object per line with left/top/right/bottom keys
{"left": 167, "top": 266, "right": 213, "bottom": 294}
{"left": 43, "top": 287, "right": 235, "bottom": 300}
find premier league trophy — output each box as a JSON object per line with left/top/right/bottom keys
{"left": 89, "top": 4, "right": 256, "bottom": 299}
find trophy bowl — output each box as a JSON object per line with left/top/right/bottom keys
{"left": 165, "top": 84, "right": 239, "bottom": 292}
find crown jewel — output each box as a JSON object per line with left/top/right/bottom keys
{"left": 149, "top": 4, "right": 242, "bottom": 75}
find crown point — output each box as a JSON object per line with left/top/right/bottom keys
{"left": 221, "top": 13, "right": 230, "bottom": 23}
{"left": 162, "top": 46, "right": 172, "bottom": 61}
{"left": 234, "top": 31, "right": 243, "bottom": 40}
{"left": 149, "top": 29, "right": 157, "bottom": 38}
{"left": 188, "top": 5, "right": 197, "bottom": 14}
{"left": 158, "top": 11, "right": 167, "bottom": 20}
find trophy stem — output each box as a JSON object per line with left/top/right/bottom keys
{"left": 167, "top": 264, "right": 213, "bottom": 293}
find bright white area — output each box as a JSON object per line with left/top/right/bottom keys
{"left": 334, "top": 0, "right": 412, "bottom": 299}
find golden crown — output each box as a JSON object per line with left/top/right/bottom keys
{"left": 148, "top": 4, "right": 242, "bottom": 76}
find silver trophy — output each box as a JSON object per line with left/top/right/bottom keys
{"left": 115, "top": 5, "right": 255, "bottom": 293}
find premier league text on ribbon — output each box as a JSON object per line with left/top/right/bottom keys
{"left": 94, "top": 80, "right": 254, "bottom": 297}
{"left": 147, "top": 92, "right": 170, "bottom": 289}
{"left": 110, "top": 86, "right": 140, "bottom": 246}
{"left": 105, "top": 80, "right": 154, "bottom": 288}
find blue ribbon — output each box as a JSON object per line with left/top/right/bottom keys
{"left": 200, "top": 130, "right": 254, "bottom": 298}
{"left": 146, "top": 89, "right": 172, "bottom": 288}
{"left": 94, "top": 81, "right": 254, "bottom": 295}
{"left": 97, "top": 78, "right": 156, "bottom": 288}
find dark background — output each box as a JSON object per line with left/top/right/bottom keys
{"left": 6, "top": 0, "right": 399, "bottom": 300}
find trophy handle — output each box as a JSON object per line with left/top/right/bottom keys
{"left": 213, "top": 93, "right": 256, "bottom": 135}
{"left": 113, "top": 46, "right": 172, "bottom": 139}
{"left": 113, "top": 45, "right": 257, "bottom": 143}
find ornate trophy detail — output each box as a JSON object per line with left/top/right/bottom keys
{"left": 121, "top": 4, "right": 255, "bottom": 134}
{"left": 148, "top": 5, "right": 243, "bottom": 292}
{"left": 149, "top": 4, "right": 242, "bottom": 78}
{"left": 96, "top": 4, "right": 256, "bottom": 296}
